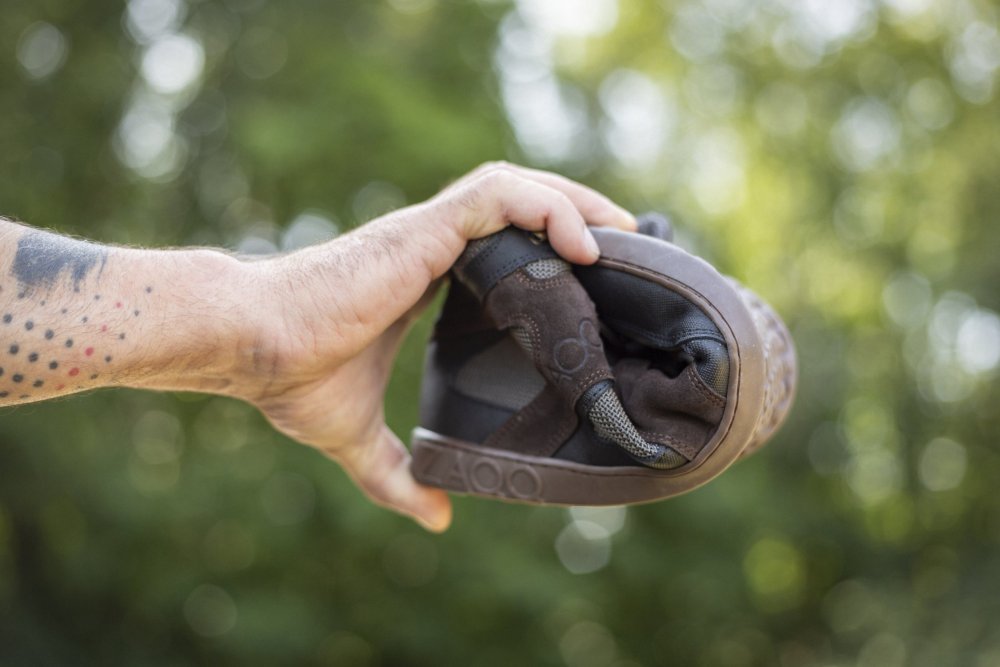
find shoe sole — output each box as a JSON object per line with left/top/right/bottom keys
{"left": 410, "top": 227, "right": 794, "bottom": 505}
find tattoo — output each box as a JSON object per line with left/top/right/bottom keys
{"left": 0, "top": 228, "right": 156, "bottom": 404}
{"left": 11, "top": 231, "right": 107, "bottom": 294}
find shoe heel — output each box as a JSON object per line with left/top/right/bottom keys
{"left": 411, "top": 428, "right": 546, "bottom": 503}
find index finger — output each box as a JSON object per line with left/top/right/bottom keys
{"left": 454, "top": 162, "right": 636, "bottom": 231}
{"left": 507, "top": 166, "right": 637, "bottom": 231}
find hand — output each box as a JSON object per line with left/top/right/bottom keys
{"left": 243, "top": 162, "right": 636, "bottom": 532}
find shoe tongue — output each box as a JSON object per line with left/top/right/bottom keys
{"left": 636, "top": 212, "right": 674, "bottom": 242}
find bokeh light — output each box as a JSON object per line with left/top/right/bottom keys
{"left": 1, "top": 0, "right": 999, "bottom": 664}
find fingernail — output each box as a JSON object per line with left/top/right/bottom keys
{"left": 584, "top": 229, "right": 600, "bottom": 259}
{"left": 618, "top": 208, "right": 638, "bottom": 230}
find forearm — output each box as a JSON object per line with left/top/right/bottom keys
{"left": 0, "top": 219, "right": 257, "bottom": 404}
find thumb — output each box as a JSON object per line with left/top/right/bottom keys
{"left": 339, "top": 425, "right": 453, "bottom": 533}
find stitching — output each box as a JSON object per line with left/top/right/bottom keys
{"left": 638, "top": 429, "right": 700, "bottom": 459}
{"left": 605, "top": 319, "right": 726, "bottom": 346}
{"left": 684, "top": 365, "right": 725, "bottom": 407}
{"left": 513, "top": 271, "right": 575, "bottom": 291}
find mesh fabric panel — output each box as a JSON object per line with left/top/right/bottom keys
{"left": 575, "top": 265, "right": 730, "bottom": 395}
{"left": 522, "top": 258, "right": 571, "bottom": 280}
{"left": 509, "top": 326, "right": 534, "bottom": 354}
{"left": 682, "top": 338, "right": 728, "bottom": 395}
{"left": 588, "top": 387, "right": 687, "bottom": 469}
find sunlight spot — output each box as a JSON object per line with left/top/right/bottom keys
{"left": 141, "top": 32, "right": 204, "bottom": 94}
{"left": 17, "top": 22, "right": 68, "bottom": 80}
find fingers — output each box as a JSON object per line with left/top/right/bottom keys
{"left": 338, "top": 425, "right": 453, "bottom": 533}
{"left": 513, "top": 166, "right": 637, "bottom": 231}
{"left": 447, "top": 168, "right": 600, "bottom": 264}
{"left": 454, "top": 161, "right": 636, "bottom": 231}
{"left": 492, "top": 172, "right": 602, "bottom": 264}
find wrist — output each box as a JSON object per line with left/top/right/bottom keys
{"left": 120, "top": 248, "right": 264, "bottom": 396}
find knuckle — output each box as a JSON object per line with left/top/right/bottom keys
{"left": 548, "top": 190, "right": 576, "bottom": 216}
{"left": 479, "top": 160, "right": 512, "bottom": 174}
{"left": 479, "top": 167, "right": 519, "bottom": 191}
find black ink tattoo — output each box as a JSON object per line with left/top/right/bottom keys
{"left": 11, "top": 231, "right": 108, "bottom": 293}
{"left": 9, "top": 344, "right": 18, "bottom": 355}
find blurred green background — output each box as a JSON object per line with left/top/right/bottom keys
{"left": 2, "top": 0, "right": 999, "bottom": 665}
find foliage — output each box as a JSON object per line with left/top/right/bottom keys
{"left": 1, "top": 0, "right": 999, "bottom": 665}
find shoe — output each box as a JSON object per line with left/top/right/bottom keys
{"left": 410, "top": 214, "right": 796, "bottom": 505}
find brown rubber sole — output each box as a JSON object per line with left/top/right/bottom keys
{"left": 410, "top": 227, "right": 795, "bottom": 506}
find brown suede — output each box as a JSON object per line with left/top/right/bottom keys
{"left": 481, "top": 270, "right": 614, "bottom": 402}
{"left": 411, "top": 222, "right": 798, "bottom": 505}
{"left": 482, "top": 384, "right": 578, "bottom": 457}
{"left": 615, "top": 358, "right": 724, "bottom": 460}
{"left": 473, "top": 268, "right": 615, "bottom": 457}
{"left": 476, "top": 267, "right": 729, "bottom": 461}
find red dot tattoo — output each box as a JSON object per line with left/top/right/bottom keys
{"left": 85, "top": 347, "right": 94, "bottom": 356}
{"left": 68, "top": 368, "right": 79, "bottom": 377}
